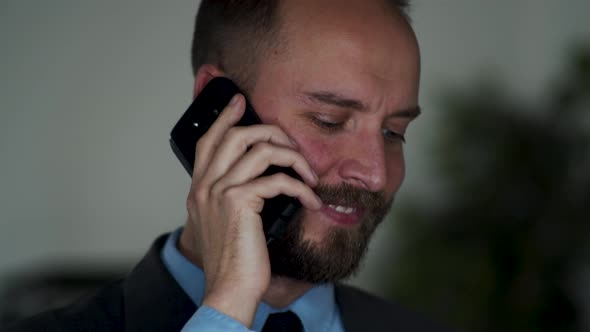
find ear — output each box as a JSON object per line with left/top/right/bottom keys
{"left": 193, "top": 64, "right": 225, "bottom": 98}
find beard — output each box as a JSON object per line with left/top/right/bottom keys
{"left": 267, "top": 182, "right": 393, "bottom": 284}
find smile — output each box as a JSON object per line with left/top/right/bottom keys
{"left": 327, "top": 204, "right": 357, "bottom": 214}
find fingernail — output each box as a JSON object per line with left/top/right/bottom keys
{"left": 229, "top": 94, "right": 240, "bottom": 106}
{"left": 311, "top": 169, "right": 319, "bottom": 182}
{"left": 315, "top": 195, "right": 323, "bottom": 208}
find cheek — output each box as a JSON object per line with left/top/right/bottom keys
{"left": 256, "top": 105, "right": 332, "bottom": 177}
{"left": 287, "top": 128, "right": 334, "bottom": 177}
{"left": 291, "top": 129, "right": 406, "bottom": 196}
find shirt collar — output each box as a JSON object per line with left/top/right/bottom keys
{"left": 161, "top": 227, "right": 337, "bottom": 332}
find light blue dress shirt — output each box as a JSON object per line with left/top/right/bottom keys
{"left": 161, "top": 228, "right": 346, "bottom": 332}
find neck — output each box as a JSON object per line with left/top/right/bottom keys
{"left": 178, "top": 223, "right": 315, "bottom": 309}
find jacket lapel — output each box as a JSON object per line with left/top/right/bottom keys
{"left": 123, "top": 234, "right": 197, "bottom": 332}
{"left": 335, "top": 283, "right": 399, "bottom": 332}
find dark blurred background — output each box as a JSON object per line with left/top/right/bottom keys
{"left": 382, "top": 46, "right": 590, "bottom": 332}
{"left": 1, "top": 1, "right": 589, "bottom": 331}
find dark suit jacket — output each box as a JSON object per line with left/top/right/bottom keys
{"left": 2, "top": 234, "right": 454, "bottom": 332}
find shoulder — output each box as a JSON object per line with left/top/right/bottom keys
{"left": 1, "top": 280, "right": 125, "bottom": 332}
{"left": 335, "top": 283, "right": 457, "bottom": 332}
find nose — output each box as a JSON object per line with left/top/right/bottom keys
{"left": 337, "top": 134, "right": 388, "bottom": 192}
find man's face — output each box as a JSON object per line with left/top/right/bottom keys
{"left": 248, "top": 0, "right": 420, "bottom": 282}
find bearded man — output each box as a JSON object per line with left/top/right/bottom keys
{"left": 3, "top": 0, "right": 455, "bottom": 331}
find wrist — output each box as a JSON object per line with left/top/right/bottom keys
{"left": 202, "top": 288, "right": 262, "bottom": 327}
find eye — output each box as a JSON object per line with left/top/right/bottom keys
{"left": 310, "top": 116, "right": 345, "bottom": 132}
{"left": 382, "top": 128, "right": 406, "bottom": 143}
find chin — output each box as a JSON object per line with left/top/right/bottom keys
{"left": 267, "top": 210, "right": 379, "bottom": 284}
{"left": 297, "top": 212, "right": 340, "bottom": 245}
{"left": 266, "top": 182, "right": 394, "bottom": 283}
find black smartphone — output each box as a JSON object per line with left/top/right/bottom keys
{"left": 170, "top": 77, "right": 302, "bottom": 244}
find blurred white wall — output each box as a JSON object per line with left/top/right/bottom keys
{"left": 1, "top": 0, "right": 589, "bottom": 294}
{"left": 0, "top": 0, "right": 200, "bottom": 272}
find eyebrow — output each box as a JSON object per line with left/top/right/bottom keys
{"left": 301, "top": 90, "right": 422, "bottom": 119}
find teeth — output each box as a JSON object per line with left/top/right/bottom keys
{"left": 328, "top": 204, "right": 356, "bottom": 214}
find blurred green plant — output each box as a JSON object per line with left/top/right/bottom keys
{"left": 386, "top": 45, "right": 590, "bottom": 332}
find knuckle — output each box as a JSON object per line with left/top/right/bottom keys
{"left": 187, "top": 187, "right": 207, "bottom": 212}
{"left": 273, "top": 172, "right": 292, "bottom": 183}
{"left": 251, "top": 142, "right": 272, "bottom": 155}
{"left": 209, "top": 181, "right": 224, "bottom": 198}
{"left": 223, "top": 186, "right": 241, "bottom": 200}
{"left": 225, "top": 126, "right": 242, "bottom": 142}
{"left": 193, "top": 185, "right": 209, "bottom": 204}
{"left": 271, "top": 173, "right": 300, "bottom": 191}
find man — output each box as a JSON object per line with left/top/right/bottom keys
{"left": 3, "top": 0, "right": 454, "bottom": 331}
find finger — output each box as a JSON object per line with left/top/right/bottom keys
{"left": 200, "top": 125, "right": 298, "bottom": 189}
{"left": 192, "top": 93, "right": 245, "bottom": 180}
{"left": 229, "top": 173, "right": 323, "bottom": 212}
{"left": 212, "top": 142, "right": 318, "bottom": 194}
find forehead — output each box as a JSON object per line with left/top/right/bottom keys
{"left": 278, "top": 0, "right": 418, "bottom": 62}
{"left": 261, "top": 0, "right": 420, "bottom": 106}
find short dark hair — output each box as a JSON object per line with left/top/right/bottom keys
{"left": 191, "top": 0, "right": 410, "bottom": 94}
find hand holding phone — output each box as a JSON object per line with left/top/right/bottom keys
{"left": 170, "top": 77, "right": 314, "bottom": 244}
{"left": 169, "top": 77, "right": 321, "bottom": 326}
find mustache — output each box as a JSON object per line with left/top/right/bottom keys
{"left": 313, "top": 182, "right": 391, "bottom": 211}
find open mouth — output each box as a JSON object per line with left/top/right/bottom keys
{"left": 321, "top": 203, "right": 364, "bottom": 225}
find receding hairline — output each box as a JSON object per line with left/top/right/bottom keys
{"left": 265, "top": 0, "right": 415, "bottom": 67}
{"left": 190, "top": 0, "right": 413, "bottom": 93}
